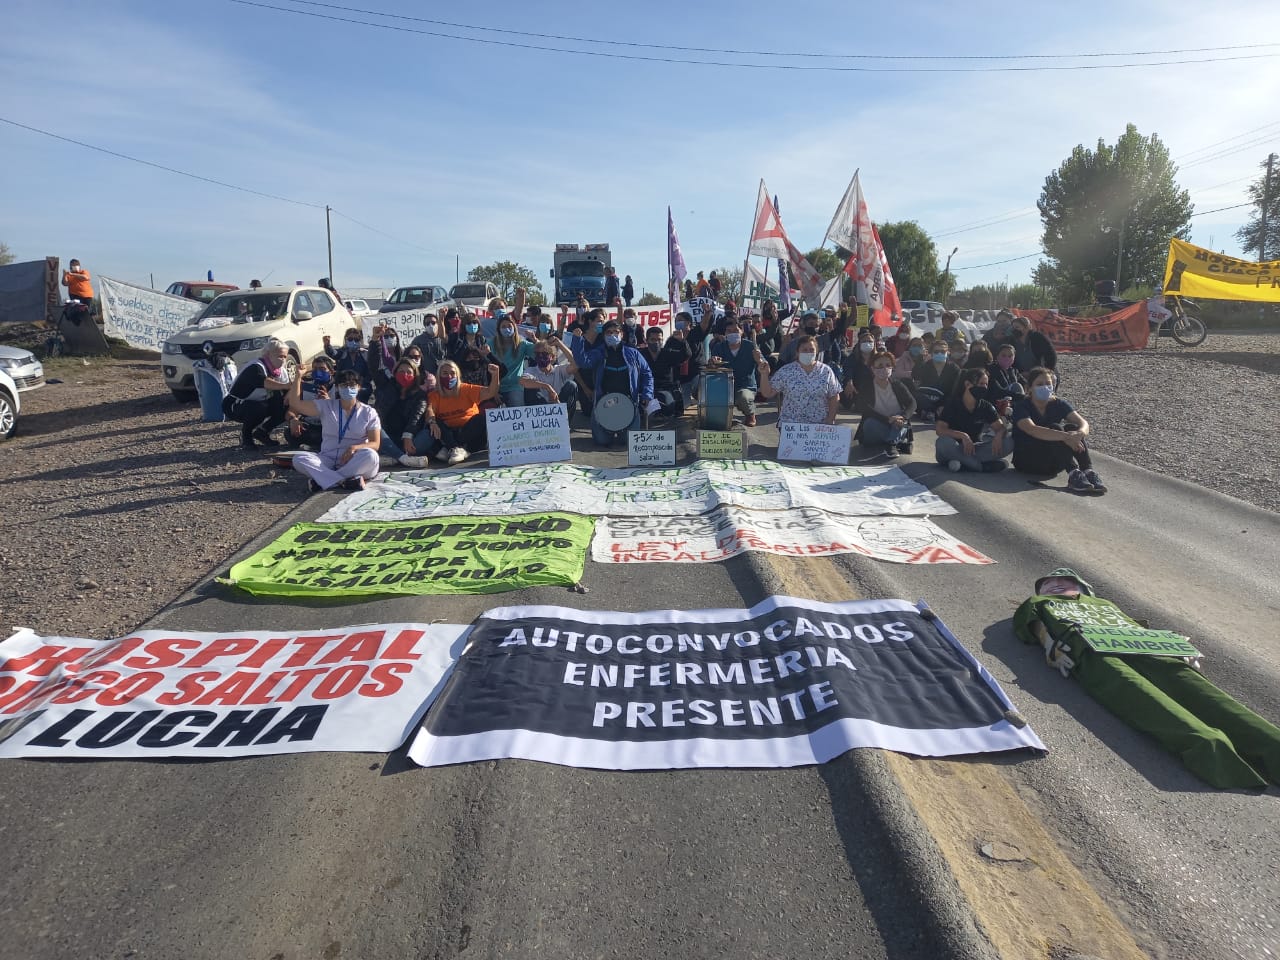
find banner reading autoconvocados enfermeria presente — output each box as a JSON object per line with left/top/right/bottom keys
{"left": 408, "top": 596, "right": 1043, "bottom": 770}
{"left": 0, "top": 623, "right": 466, "bottom": 759}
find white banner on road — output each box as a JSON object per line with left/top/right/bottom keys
{"left": 486, "top": 403, "right": 572, "bottom": 468}
{"left": 99, "top": 276, "right": 203, "bottom": 351}
{"left": 777, "top": 423, "right": 852, "bottom": 465}
{"left": 593, "top": 507, "right": 993, "bottom": 565}
{"left": 409, "top": 596, "right": 1044, "bottom": 770}
{"left": 0, "top": 623, "right": 466, "bottom": 759}
{"left": 321, "top": 461, "right": 956, "bottom": 522}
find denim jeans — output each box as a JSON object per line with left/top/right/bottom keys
{"left": 860, "top": 417, "right": 912, "bottom": 447}
{"left": 380, "top": 426, "right": 441, "bottom": 460}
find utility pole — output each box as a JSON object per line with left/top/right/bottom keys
{"left": 1115, "top": 215, "right": 1125, "bottom": 290}
{"left": 325, "top": 205, "right": 334, "bottom": 287}
{"left": 1261, "top": 152, "right": 1276, "bottom": 261}
{"left": 943, "top": 246, "right": 958, "bottom": 306}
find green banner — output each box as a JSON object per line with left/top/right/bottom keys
{"left": 227, "top": 513, "right": 595, "bottom": 598}
{"left": 1076, "top": 625, "right": 1201, "bottom": 659}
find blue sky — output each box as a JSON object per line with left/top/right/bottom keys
{"left": 3, "top": 0, "right": 1278, "bottom": 299}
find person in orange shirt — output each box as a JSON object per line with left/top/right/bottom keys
{"left": 62, "top": 259, "right": 94, "bottom": 310}
{"left": 424, "top": 359, "right": 499, "bottom": 466}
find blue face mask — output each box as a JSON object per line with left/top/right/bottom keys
{"left": 338, "top": 385, "right": 359, "bottom": 400}
{"left": 675, "top": 321, "right": 687, "bottom": 331}
{"left": 492, "top": 309, "right": 507, "bottom": 321}
{"left": 1033, "top": 384, "right": 1053, "bottom": 401}
{"left": 726, "top": 333, "right": 742, "bottom": 346}
{"left": 595, "top": 322, "right": 605, "bottom": 333}
{"left": 538, "top": 322, "right": 551, "bottom": 334}
{"left": 604, "top": 334, "right": 622, "bottom": 347}
{"left": 465, "top": 323, "right": 479, "bottom": 335}
{"left": 312, "top": 369, "right": 331, "bottom": 384}
{"left": 909, "top": 346, "right": 923, "bottom": 358}
{"left": 345, "top": 339, "right": 360, "bottom": 351}
{"left": 933, "top": 352, "right": 949, "bottom": 363}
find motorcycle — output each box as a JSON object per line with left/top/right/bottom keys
{"left": 1150, "top": 295, "right": 1207, "bottom": 348}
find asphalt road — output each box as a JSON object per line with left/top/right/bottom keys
{"left": 2, "top": 429, "right": 1277, "bottom": 960}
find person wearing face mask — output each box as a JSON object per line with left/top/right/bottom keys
{"left": 911, "top": 339, "right": 961, "bottom": 422}
{"left": 986, "top": 343, "right": 1025, "bottom": 411}
{"left": 285, "top": 356, "right": 335, "bottom": 450}
{"left": 984, "top": 309, "right": 1016, "bottom": 353}
{"left": 619, "top": 307, "right": 644, "bottom": 347}
{"left": 854, "top": 350, "right": 917, "bottom": 458}
{"left": 639, "top": 324, "right": 691, "bottom": 417}
{"left": 425, "top": 359, "right": 502, "bottom": 465}
{"left": 519, "top": 338, "right": 579, "bottom": 412}
{"left": 572, "top": 316, "right": 656, "bottom": 447}
{"left": 779, "top": 311, "right": 841, "bottom": 369}
{"left": 894, "top": 336, "right": 924, "bottom": 382}
{"left": 964, "top": 342, "right": 993, "bottom": 371}
{"left": 407, "top": 313, "right": 445, "bottom": 375}
{"left": 1014, "top": 568, "right": 1280, "bottom": 789}
{"left": 287, "top": 369, "right": 383, "bottom": 492}
{"left": 325, "top": 326, "right": 374, "bottom": 401}
{"left": 947, "top": 334, "right": 969, "bottom": 369}
{"left": 756, "top": 335, "right": 841, "bottom": 426}
{"left": 446, "top": 311, "right": 489, "bottom": 365}
{"left": 708, "top": 320, "right": 763, "bottom": 427}
{"left": 223, "top": 338, "right": 293, "bottom": 450}
{"left": 887, "top": 322, "right": 913, "bottom": 358}
{"left": 374, "top": 359, "right": 433, "bottom": 468}
{"left": 674, "top": 310, "right": 708, "bottom": 408}
{"left": 366, "top": 322, "right": 402, "bottom": 402}
{"left": 934, "top": 368, "right": 1009, "bottom": 472}
{"left": 1011, "top": 367, "right": 1105, "bottom": 493}
{"left": 1009, "top": 315, "right": 1057, "bottom": 375}
{"left": 492, "top": 297, "right": 537, "bottom": 407}
{"left": 839, "top": 330, "right": 878, "bottom": 411}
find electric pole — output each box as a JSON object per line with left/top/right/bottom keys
{"left": 325, "top": 205, "right": 334, "bottom": 287}
{"left": 1260, "top": 153, "right": 1276, "bottom": 261}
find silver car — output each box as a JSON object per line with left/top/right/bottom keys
{"left": 0, "top": 344, "right": 45, "bottom": 392}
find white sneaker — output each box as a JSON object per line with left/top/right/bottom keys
{"left": 435, "top": 448, "right": 450, "bottom": 463}
{"left": 447, "top": 447, "right": 469, "bottom": 465}
{"left": 398, "top": 454, "right": 430, "bottom": 468}
{"left": 947, "top": 459, "right": 962, "bottom": 472}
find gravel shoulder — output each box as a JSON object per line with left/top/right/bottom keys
{"left": 1, "top": 332, "right": 1277, "bottom": 640}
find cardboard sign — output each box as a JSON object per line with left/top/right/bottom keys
{"left": 1077, "top": 626, "right": 1202, "bottom": 659}
{"left": 777, "top": 423, "right": 851, "bottom": 465}
{"left": 628, "top": 430, "right": 676, "bottom": 467}
{"left": 697, "top": 430, "right": 744, "bottom": 460}
{"left": 486, "top": 403, "right": 572, "bottom": 468}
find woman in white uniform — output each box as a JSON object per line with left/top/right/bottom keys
{"left": 286, "top": 369, "right": 382, "bottom": 493}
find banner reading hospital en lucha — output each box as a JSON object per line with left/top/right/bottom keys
{"left": 408, "top": 596, "right": 1044, "bottom": 771}
{"left": 1163, "top": 238, "right": 1280, "bottom": 303}
{"left": 0, "top": 623, "right": 465, "bottom": 759}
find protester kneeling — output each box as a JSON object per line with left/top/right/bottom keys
{"left": 223, "top": 339, "right": 292, "bottom": 450}
{"left": 425, "top": 359, "right": 501, "bottom": 466}
{"left": 855, "top": 351, "right": 916, "bottom": 459}
{"left": 287, "top": 370, "right": 382, "bottom": 493}
{"left": 935, "top": 368, "right": 1011, "bottom": 473}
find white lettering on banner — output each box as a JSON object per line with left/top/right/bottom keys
{"left": 320, "top": 460, "right": 956, "bottom": 522}
{"left": 99, "top": 276, "right": 203, "bottom": 352}
{"left": 628, "top": 430, "right": 676, "bottom": 467}
{"left": 407, "top": 595, "right": 1045, "bottom": 770}
{"left": 0, "top": 623, "right": 466, "bottom": 759}
{"left": 777, "top": 423, "right": 852, "bottom": 465}
{"left": 593, "top": 506, "right": 993, "bottom": 565}
{"left": 486, "top": 404, "right": 572, "bottom": 468}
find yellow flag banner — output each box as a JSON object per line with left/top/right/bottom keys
{"left": 1162, "top": 238, "right": 1280, "bottom": 303}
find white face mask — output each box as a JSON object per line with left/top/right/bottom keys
{"left": 798, "top": 352, "right": 816, "bottom": 366}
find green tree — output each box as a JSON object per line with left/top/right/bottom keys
{"left": 876, "top": 221, "right": 939, "bottom": 301}
{"left": 0, "top": 242, "right": 14, "bottom": 267}
{"left": 467, "top": 260, "right": 545, "bottom": 303}
{"left": 1234, "top": 154, "right": 1280, "bottom": 261}
{"left": 804, "top": 247, "right": 845, "bottom": 280}
{"left": 711, "top": 266, "right": 744, "bottom": 303}
{"left": 1036, "top": 123, "right": 1192, "bottom": 304}
{"left": 636, "top": 292, "right": 665, "bottom": 306}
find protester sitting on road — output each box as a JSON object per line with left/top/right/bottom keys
{"left": 407, "top": 314, "right": 445, "bottom": 374}
{"left": 447, "top": 312, "right": 489, "bottom": 364}
{"left": 854, "top": 350, "right": 916, "bottom": 458}
{"left": 223, "top": 338, "right": 292, "bottom": 450}
{"left": 984, "top": 309, "right": 1015, "bottom": 352}
{"left": 986, "top": 343, "right": 1025, "bottom": 410}
{"left": 1010, "top": 315, "right": 1057, "bottom": 375}
{"left": 1011, "top": 367, "right": 1105, "bottom": 494}
{"left": 287, "top": 369, "right": 382, "bottom": 493}
{"left": 375, "top": 358, "right": 433, "bottom": 468}
{"left": 708, "top": 319, "right": 762, "bottom": 426}
{"left": 947, "top": 335, "right": 970, "bottom": 370}
{"left": 519, "top": 337, "right": 579, "bottom": 413}
{"left": 285, "top": 355, "right": 334, "bottom": 450}
{"left": 639, "top": 324, "right": 692, "bottom": 417}
{"left": 456, "top": 343, "right": 504, "bottom": 409}
{"left": 887, "top": 322, "right": 913, "bottom": 358}
{"left": 572, "top": 316, "right": 657, "bottom": 447}
{"left": 492, "top": 306, "right": 537, "bottom": 408}
{"left": 894, "top": 337, "right": 924, "bottom": 382}
{"left": 756, "top": 335, "right": 841, "bottom": 426}
{"left": 935, "top": 368, "right": 1010, "bottom": 473}
{"left": 324, "top": 327, "right": 374, "bottom": 401}
{"left": 425, "top": 359, "right": 501, "bottom": 465}
{"left": 840, "top": 329, "right": 877, "bottom": 410}
{"left": 965, "top": 342, "right": 993, "bottom": 371}
{"left": 912, "top": 342, "right": 961, "bottom": 421}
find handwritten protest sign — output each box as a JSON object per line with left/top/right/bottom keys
{"left": 697, "top": 430, "right": 745, "bottom": 460}
{"left": 628, "top": 430, "right": 676, "bottom": 467}
{"left": 486, "top": 403, "right": 572, "bottom": 467}
{"left": 777, "top": 423, "right": 851, "bottom": 465}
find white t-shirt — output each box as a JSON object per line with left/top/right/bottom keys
{"left": 524, "top": 359, "right": 574, "bottom": 393}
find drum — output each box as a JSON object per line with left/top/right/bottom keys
{"left": 594, "top": 392, "right": 636, "bottom": 433}
{"left": 698, "top": 369, "right": 734, "bottom": 431}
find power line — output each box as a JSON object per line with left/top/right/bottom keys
{"left": 276, "top": 1, "right": 1280, "bottom": 63}
{"left": 0, "top": 115, "right": 323, "bottom": 208}
{"left": 932, "top": 209, "right": 1038, "bottom": 239}
{"left": 328, "top": 208, "right": 451, "bottom": 258}
{"left": 1180, "top": 135, "right": 1280, "bottom": 170}
{"left": 228, "top": 1, "right": 1280, "bottom": 73}
{"left": 1190, "top": 201, "right": 1254, "bottom": 217}
{"left": 952, "top": 252, "right": 1043, "bottom": 271}
{"left": 1175, "top": 120, "right": 1280, "bottom": 161}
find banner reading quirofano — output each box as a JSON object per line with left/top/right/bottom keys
{"left": 0, "top": 622, "right": 466, "bottom": 759}
{"left": 408, "top": 596, "right": 1044, "bottom": 770}
{"left": 593, "top": 507, "right": 993, "bottom": 565}
{"left": 226, "top": 514, "right": 595, "bottom": 598}
{"left": 99, "top": 276, "right": 204, "bottom": 351}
